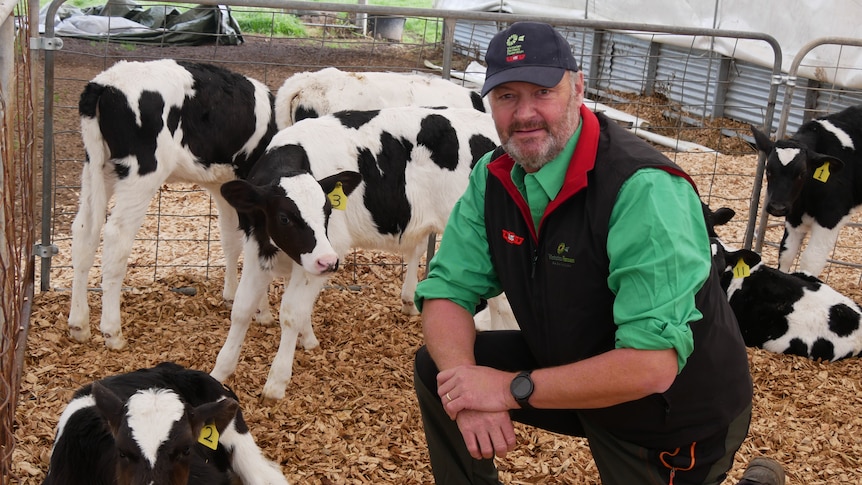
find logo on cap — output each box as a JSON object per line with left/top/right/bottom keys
{"left": 505, "top": 33, "right": 526, "bottom": 63}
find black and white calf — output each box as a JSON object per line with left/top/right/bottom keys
{"left": 42, "top": 362, "right": 288, "bottom": 485}
{"left": 69, "top": 59, "right": 277, "bottom": 349}
{"left": 209, "top": 106, "right": 499, "bottom": 400}
{"left": 751, "top": 105, "right": 862, "bottom": 276}
{"left": 274, "top": 66, "right": 488, "bottom": 128}
{"left": 711, "top": 238, "right": 862, "bottom": 361}
{"left": 274, "top": 67, "right": 489, "bottom": 318}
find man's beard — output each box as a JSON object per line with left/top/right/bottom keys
{"left": 502, "top": 102, "right": 579, "bottom": 172}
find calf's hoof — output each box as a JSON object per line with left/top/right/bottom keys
{"left": 255, "top": 309, "right": 276, "bottom": 326}
{"left": 68, "top": 325, "right": 91, "bottom": 343}
{"left": 401, "top": 301, "right": 420, "bottom": 316}
{"left": 261, "top": 381, "right": 288, "bottom": 402}
{"left": 103, "top": 333, "right": 127, "bottom": 350}
{"left": 299, "top": 333, "right": 320, "bottom": 350}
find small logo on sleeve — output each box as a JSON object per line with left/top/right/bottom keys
{"left": 502, "top": 230, "right": 524, "bottom": 245}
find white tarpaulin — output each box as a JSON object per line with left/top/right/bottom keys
{"left": 434, "top": 0, "right": 862, "bottom": 89}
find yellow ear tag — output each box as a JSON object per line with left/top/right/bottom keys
{"left": 328, "top": 182, "right": 348, "bottom": 211}
{"left": 813, "top": 161, "right": 830, "bottom": 182}
{"left": 732, "top": 258, "right": 751, "bottom": 279}
{"left": 198, "top": 423, "right": 219, "bottom": 450}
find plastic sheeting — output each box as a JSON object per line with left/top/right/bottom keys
{"left": 40, "top": 0, "right": 242, "bottom": 46}
{"left": 433, "top": 0, "right": 862, "bottom": 90}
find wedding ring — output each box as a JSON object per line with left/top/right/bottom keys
{"left": 446, "top": 392, "right": 452, "bottom": 402}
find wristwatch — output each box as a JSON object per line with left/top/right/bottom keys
{"left": 510, "top": 370, "right": 535, "bottom": 409}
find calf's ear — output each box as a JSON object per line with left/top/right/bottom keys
{"left": 91, "top": 381, "right": 126, "bottom": 436}
{"left": 809, "top": 151, "right": 845, "bottom": 173}
{"left": 221, "top": 180, "right": 265, "bottom": 212}
{"left": 750, "top": 125, "right": 774, "bottom": 154}
{"left": 318, "top": 171, "right": 363, "bottom": 197}
{"left": 188, "top": 398, "right": 240, "bottom": 439}
{"left": 735, "top": 248, "right": 762, "bottom": 267}
{"left": 711, "top": 207, "right": 736, "bottom": 227}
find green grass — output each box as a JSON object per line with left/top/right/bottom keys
{"left": 232, "top": 8, "right": 308, "bottom": 37}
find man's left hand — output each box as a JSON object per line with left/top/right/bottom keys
{"left": 437, "top": 365, "right": 516, "bottom": 419}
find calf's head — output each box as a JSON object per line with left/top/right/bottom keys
{"left": 701, "top": 203, "right": 735, "bottom": 238}
{"left": 91, "top": 381, "right": 239, "bottom": 485}
{"left": 710, "top": 238, "right": 762, "bottom": 279}
{"left": 221, "top": 169, "right": 362, "bottom": 275}
{"left": 751, "top": 125, "right": 846, "bottom": 217}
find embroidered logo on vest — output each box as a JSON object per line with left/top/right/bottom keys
{"left": 548, "top": 242, "right": 575, "bottom": 266}
{"left": 502, "top": 229, "right": 524, "bottom": 245}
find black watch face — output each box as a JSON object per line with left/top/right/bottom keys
{"left": 512, "top": 375, "right": 533, "bottom": 398}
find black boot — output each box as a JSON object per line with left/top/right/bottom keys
{"left": 738, "top": 457, "right": 785, "bottom": 485}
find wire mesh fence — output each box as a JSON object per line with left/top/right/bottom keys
{"left": 1, "top": 0, "right": 36, "bottom": 482}
{"left": 36, "top": 2, "right": 790, "bottom": 297}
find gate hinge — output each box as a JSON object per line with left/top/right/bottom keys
{"left": 30, "top": 36, "right": 64, "bottom": 51}
{"left": 771, "top": 74, "right": 795, "bottom": 87}
{"left": 33, "top": 243, "right": 59, "bottom": 259}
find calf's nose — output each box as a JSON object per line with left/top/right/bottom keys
{"left": 766, "top": 201, "right": 788, "bottom": 217}
{"left": 316, "top": 255, "right": 339, "bottom": 274}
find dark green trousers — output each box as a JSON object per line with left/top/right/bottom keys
{"left": 413, "top": 332, "right": 751, "bottom": 485}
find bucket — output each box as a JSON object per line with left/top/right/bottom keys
{"left": 369, "top": 15, "right": 405, "bottom": 42}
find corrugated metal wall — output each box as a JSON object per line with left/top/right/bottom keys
{"left": 451, "top": 20, "right": 861, "bottom": 139}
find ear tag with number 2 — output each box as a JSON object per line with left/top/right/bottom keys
{"left": 198, "top": 423, "right": 219, "bottom": 450}
{"left": 813, "top": 162, "right": 830, "bottom": 183}
{"left": 328, "top": 182, "right": 348, "bottom": 210}
{"left": 732, "top": 258, "right": 751, "bottom": 279}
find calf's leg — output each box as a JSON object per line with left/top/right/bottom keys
{"left": 69, "top": 162, "right": 114, "bottom": 343}
{"left": 261, "top": 269, "right": 328, "bottom": 401}
{"left": 778, "top": 220, "right": 808, "bottom": 273}
{"left": 799, "top": 218, "right": 847, "bottom": 276}
{"left": 98, "top": 177, "right": 163, "bottom": 349}
{"left": 211, "top": 257, "right": 273, "bottom": 383}
{"left": 220, "top": 414, "right": 289, "bottom": 485}
{"left": 399, "top": 244, "right": 425, "bottom": 316}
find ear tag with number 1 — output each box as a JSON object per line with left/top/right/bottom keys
{"left": 328, "top": 182, "right": 348, "bottom": 210}
{"left": 198, "top": 423, "right": 219, "bottom": 450}
{"left": 813, "top": 162, "right": 830, "bottom": 183}
{"left": 732, "top": 258, "right": 751, "bottom": 279}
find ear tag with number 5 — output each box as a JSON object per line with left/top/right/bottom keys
{"left": 198, "top": 423, "right": 219, "bottom": 450}
{"left": 813, "top": 162, "right": 830, "bottom": 183}
{"left": 328, "top": 182, "right": 348, "bottom": 211}
{"left": 732, "top": 258, "right": 751, "bottom": 279}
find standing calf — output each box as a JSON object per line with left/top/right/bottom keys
{"left": 274, "top": 66, "right": 488, "bottom": 129}
{"left": 751, "top": 105, "right": 862, "bottom": 276}
{"left": 42, "top": 362, "right": 289, "bottom": 485}
{"left": 69, "top": 59, "right": 277, "bottom": 349}
{"left": 209, "top": 106, "right": 499, "bottom": 400}
{"left": 275, "top": 67, "right": 490, "bottom": 316}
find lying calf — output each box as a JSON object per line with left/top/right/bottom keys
{"left": 42, "top": 362, "right": 288, "bottom": 485}
{"left": 712, "top": 239, "right": 862, "bottom": 361}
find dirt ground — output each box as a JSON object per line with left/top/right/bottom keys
{"left": 12, "top": 27, "right": 862, "bottom": 485}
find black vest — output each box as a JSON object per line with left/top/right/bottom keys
{"left": 484, "top": 108, "right": 751, "bottom": 448}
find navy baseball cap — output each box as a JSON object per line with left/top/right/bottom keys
{"left": 481, "top": 21, "right": 580, "bottom": 97}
